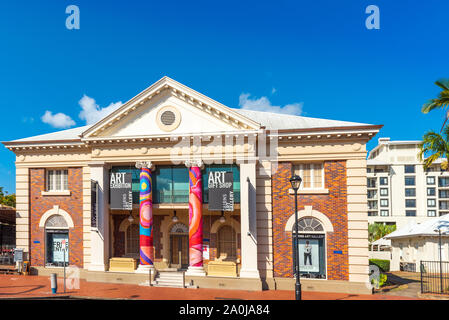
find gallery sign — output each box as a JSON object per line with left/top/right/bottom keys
{"left": 110, "top": 170, "right": 133, "bottom": 210}
{"left": 208, "top": 171, "right": 234, "bottom": 211}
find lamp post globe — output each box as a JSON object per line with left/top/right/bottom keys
{"left": 290, "top": 174, "right": 302, "bottom": 300}
{"left": 290, "top": 175, "right": 302, "bottom": 191}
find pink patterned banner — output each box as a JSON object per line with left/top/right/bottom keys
{"left": 188, "top": 166, "right": 203, "bottom": 267}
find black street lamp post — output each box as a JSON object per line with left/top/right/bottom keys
{"left": 290, "top": 175, "right": 302, "bottom": 300}
{"left": 434, "top": 227, "right": 444, "bottom": 294}
{"left": 439, "top": 228, "right": 443, "bottom": 294}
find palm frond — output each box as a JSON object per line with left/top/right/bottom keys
{"left": 435, "top": 79, "right": 449, "bottom": 91}
{"left": 422, "top": 79, "right": 449, "bottom": 113}
{"left": 418, "top": 129, "right": 449, "bottom": 170}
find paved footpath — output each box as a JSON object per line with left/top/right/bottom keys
{"left": 0, "top": 274, "right": 422, "bottom": 300}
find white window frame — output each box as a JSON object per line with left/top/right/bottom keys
{"left": 427, "top": 199, "right": 436, "bottom": 208}
{"left": 380, "top": 210, "right": 389, "bottom": 217}
{"left": 293, "top": 163, "right": 324, "bottom": 190}
{"left": 46, "top": 169, "right": 69, "bottom": 192}
{"left": 428, "top": 210, "right": 437, "bottom": 217}
{"left": 380, "top": 199, "right": 389, "bottom": 207}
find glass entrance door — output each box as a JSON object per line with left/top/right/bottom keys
{"left": 170, "top": 234, "right": 189, "bottom": 269}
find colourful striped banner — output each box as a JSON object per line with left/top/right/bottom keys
{"left": 188, "top": 166, "right": 203, "bottom": 267}
{"left": 139, "top": 167, "right": 153, "bottom": 266}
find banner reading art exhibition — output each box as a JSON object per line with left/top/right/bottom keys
{"left": 110, "top": 170, "right": 133, "bottom": 210}
{"left": 208, "top": 171, "right": 234, "bottom": 211}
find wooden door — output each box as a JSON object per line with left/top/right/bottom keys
{"left": 170, "top": 235, "right": 189, "bottom": 269}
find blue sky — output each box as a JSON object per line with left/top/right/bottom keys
{"left": 0, "top": 0, "right": 448, "bottom": 193}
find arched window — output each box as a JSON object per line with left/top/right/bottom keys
{"left": 126, "top": 224, "right": 139, "bottom": 256}
{"left": 170, "top": 223, "right": 189, "bottom": 234}
{"left": 294, "top": 217, "right": 324, "bottom": 232}
{"left": 217, "top": 225, "right": 237, "bottom": 261}
{"left": 45, "top": 215, "right": 68, "bottom": 229}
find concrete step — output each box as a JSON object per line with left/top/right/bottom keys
{"left": 157, "top": 274, "right": 184, "bottom": 279}
{"left": 153, "top": 270, "right": 187, "bottom": 288}
{"left": 153, "top": 283, "right": 185, "bottom": 288}
{"left": 155, "top": 278, "right": 184, "bottom": 285}
{"left": 155, "top": 281, "right": 184, "bottom": 287}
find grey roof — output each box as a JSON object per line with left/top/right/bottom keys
{"left": 232, "top": 109, "right": 371, "bottom": 130}
{"left": 8, "top": 109, "right": 373, "bottom": 143}
{"left": 385, "top": 215, "right": 449, "bottom": 239}
{"left": 12, "top": 125, "right": 91, "bottom": 143}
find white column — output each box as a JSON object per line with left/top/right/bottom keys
{"left": 88, "top": 162, "right": 110, "bottom": 271}
{"left": 239, "top": 162, "right": 260, "bottom": 278}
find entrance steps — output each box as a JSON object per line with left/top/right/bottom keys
{"left": 154, "top": 270, "right": 186, "bottom": 288}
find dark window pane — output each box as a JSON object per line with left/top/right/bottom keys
{"left": 406, "top": 210, "right": 416, "bottom": 217}
{"left": 439, "top": 177, "right": 449, "bottom": 187}
{"left": 172, "top": 167, "right": 189, "bottom": 203}
{"left": 404, "top": 165, "right": 415, "bottom": 173}
{"left": 154, "top": 166, "right": 174, "bottom": 203}
{"left": 405, "top": 177, "right": 415, "bottom": 186}
{"left": 439, "top": 190, "right": 449, "bottom": 198}
{"left": 405, "top": 188, "right": 416, "bottom": 197}
{"left": 405, "top": 199, "right": 416, "bottom": 207}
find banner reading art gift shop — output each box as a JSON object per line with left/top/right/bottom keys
{"left": 208, "top": 171, "right": 234, "bottom": 211}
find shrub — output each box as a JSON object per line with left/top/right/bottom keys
{"left": 369, "top": 259, "right": 390, "bottom": 272}
{"left": 370, "top": 272, "right": 388, "bottom": 289}
{"left": 379, "top": 273, "right": 387, "bottom": 287}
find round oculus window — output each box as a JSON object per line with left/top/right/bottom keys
{"left": 156, "top": 106, "right": 181, "bottom": 132}
{"left": 160, "top": 110, "right": 176, "bottom": 126}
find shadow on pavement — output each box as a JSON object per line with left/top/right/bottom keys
{"left": 0, "top": 285, "right": 46, "bottom": 296}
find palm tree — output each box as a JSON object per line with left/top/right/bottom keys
{"left": 418, "top": 125, "right": 449, "bottom": 171}
{"left": 422, "top": 79, "right": 449, "bottom": 114}
{"left": 369, "top": 223, "right": 396, "bottom": 243}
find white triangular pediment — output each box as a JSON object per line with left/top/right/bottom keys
{"left": 81, "top": 77, "right": 260, "bottom": 139}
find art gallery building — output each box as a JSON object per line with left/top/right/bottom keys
{"left": 3, "top": 77, "right": 381, "bottom": 294}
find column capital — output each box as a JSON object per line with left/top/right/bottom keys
{"left": 135, "top": 161, "right": 154, "bottom": 170}
{"left": 185, "top": 159, "right": 204, "bottom": 169}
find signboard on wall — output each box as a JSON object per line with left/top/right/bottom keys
{"left": 14, "top": 249, "right": 23, "bottom": 262}
{"left": 297, "top": 234, "right": 325, "bottom": 275}
{"left": 208, "top": 171, "right": 234, "bottom": 211}
{"left": 203, "top": 239, "right": 210, "bottom": 260}
{"left": 91, "top": 180, "right": 98, "bottom": 227}
{"left": 52, "top": 234, "right": 69, "bottom": 263}
{"left": 298, "top": 238, "right": 320, "bottom": 273}
{"left": 110, "top": 170, "right": 133, "bottom": 210}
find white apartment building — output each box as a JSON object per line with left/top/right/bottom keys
{"left": 367, "top": 138, "right": 449, "bottom": 229}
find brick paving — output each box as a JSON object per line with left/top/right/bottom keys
{"left": 0, "top": 274, "right": 421, "bottom": 300}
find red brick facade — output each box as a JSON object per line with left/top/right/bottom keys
{"left": 29, "top": 168, "right": 84, "bottom": 267}
{"left": 272, "top": 161, "right": 349, "bottom": 280}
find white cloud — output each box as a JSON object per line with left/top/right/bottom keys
{"left": 238, "top": 93, "right": 303, "bottom": 115}
{"left": 78, "top": 95, "right": 123, "bottom": 125}
{"left": 41, "top": 111, "right": 76, "bottom": 128}
{"left": 21, "top": 117, "right": 34, "bottom": 124}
